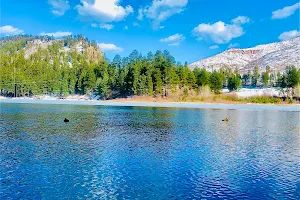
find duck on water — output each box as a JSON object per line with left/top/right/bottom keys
{"left": 222, "top": 118, "right": 229, "bottom": 122}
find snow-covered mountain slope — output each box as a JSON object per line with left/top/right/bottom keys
{"left": 189, "top": 37, "right": 300, "bottom": 72}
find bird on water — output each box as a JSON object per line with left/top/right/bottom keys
{"left": 64, "top": 118, "right": 69, "bottom": 122}
{"left": 222, "top": 117, "right": 229, "bottom": 122}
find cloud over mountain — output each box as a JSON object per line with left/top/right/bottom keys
{"left": 278, "top": 30, "right": 300, "bottom": 41}
{"left": 48, "top": 0, "right": 70, "bottom": 16}
{"left": 0, "top": 25, "right": 24, "bottom": 35}
{"left": 91, "top": 23, "right": 114, "bottom": 30}
{"left": 193, "top": 16, "right": 250, "bottom": 44}
{"left": 76, "top": 0, "right": 133, "bottom": 22}
{"left": 209, "top": 45, "right": 219, "bottom": 49}
{"left": 138, "top": 0, "right": 188, "bottom": 29}
{"left": 272, "top": 2, "right": 300, "bottom": 19}
{"left": 160, "top": 33, "right": 185, "bottom": 46}
{"left": 97, "top": 43, "right": 123, "bottom": 52}
{"left": 40, "top": 31, "right": 72, "bottom": 37}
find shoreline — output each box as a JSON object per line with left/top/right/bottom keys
{"left": 1, "top": 98, "right": 299, "bottom": 111}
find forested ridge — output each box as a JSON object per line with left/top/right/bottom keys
{"left": 0, "top": 35, "right": 299, "bottom": 99}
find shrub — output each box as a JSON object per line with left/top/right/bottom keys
{"left": 191, "top": 97, "right": 205, "bottom": 102}
{"left": 213, "top": 95, "right": 217, "bottom": 101}
{"left": 288, "top": 98, "right": 294, "bottom": 104}
{"left": 223, "top": 94, "right": 239, "bottom": 102}
{"left": 246, "top": 96, "right": 281, "bottom": 104}
{"left": 183, "top": 88, "right": 188, "bottom": 97}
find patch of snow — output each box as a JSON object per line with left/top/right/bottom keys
{"left": 76, "top": 42, "right": 84, "bottom": 53}
{"left": 33, "top": 95, "right": 58, "bottom": 100}
{"left": 235, "top": 88, "right": 282, "bottom": 97}
{"left": 24, "top": 39, "right": 54, "bottom": 59}
{"left": 189, "top": 37, "right": 300, "bottom": 73}
{"left": 64, "top": 94, "right": 90, "bottom": 100}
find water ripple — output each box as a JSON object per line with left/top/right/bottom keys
{"left": 0, "top": 103, "right": 299, "bottom": 199}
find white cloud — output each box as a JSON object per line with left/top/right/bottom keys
{"left": 76, "top": 0, "right": 133, "bottom": 22}
{"left": 278, "top": 30, "right": 300, "bottom": 41}
{"left": 272, "top": 3, "right": 300, "bottom": 19}
{"left": 48, "top": 0, "right": 70, "bottom": 16}
{"left": 138, "top": 0, "right": 188, "bottom": 29}
{"left": 133, "top": 22, "right": 140, "bottom": 27}
{"left": 209, "top": 45, "right": 219, "bottom": 49}
{"left": 124, "top": 25, "right": 128, "bottom": 30}
{"left": 98, "top": 43, "right": 123, "bottom": 52}
{"left": 0, "top": 25, "right": 24, "bottom": 35}
{"left": 160, "top": 33, "right": 185, "bottom": 46}
{"left": 40, "top": 31, "right": 72, "bottom": 37}
{"left": 168, "top": 42, "right": 180, "bottom": 46}
{"left": 137, "top": 8, "right": 144, "bottom": 20}
{"left": 160, "top": 33, "right": 185, "bottom": 43}
{"left": 193, "top": 16, "right": 250, "bottom": 44}
{"left": 231, "top": 16, "right": 250, "bottom": 24}
{"left": 228, "top": 43, "right": 239, "bottom": 48}
{"left": 100, "top": 24, "right": 114, "bottom": 30}
{"left": 91, "top": 23, "right": 98, "bottom": 27}
{"left": 91, "top": 23, "right": 114, "bottom": 30}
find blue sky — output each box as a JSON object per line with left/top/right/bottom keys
{"left": 0, "top": 0, "right": 299, "bottom": 63}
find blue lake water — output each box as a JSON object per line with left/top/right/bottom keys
{"left": 0, "top": 103, "right": 299, "bottom": 199}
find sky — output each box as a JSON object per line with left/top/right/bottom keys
{"left": 0, "top": 0, "right": 299, "bottom": 63}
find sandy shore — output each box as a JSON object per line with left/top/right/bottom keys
{"left": 0, "top": 98, "right": 299, "bottom": 111}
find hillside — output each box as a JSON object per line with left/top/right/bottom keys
{"left": 0, "top": 35, "right": 103, "bottom": 64}
{"left": 0, "top": 35, "right": 299, "bottom": 99}
{"left": 0, "top": 35, "right": 105, "bottom": 97}
{"left": 189, "top": 37, "right": 300, "bottom": 73}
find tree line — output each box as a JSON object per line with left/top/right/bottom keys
{"left": 0, "top": 36, "right": 299, "bottom": 99}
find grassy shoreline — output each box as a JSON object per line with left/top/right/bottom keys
{"left": 1, "top": 94, "right": 299, "bottom": 105}
{"left": 1, "top": 96, "right": 299, "bottom": 112}
{"left": 107, "top": 94, "right": 299, "bottom": 105}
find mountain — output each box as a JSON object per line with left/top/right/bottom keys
{"left": 189, "top": 37, "right": 300, "bottom": 73}
{"left": 0, "top": 35, "right": 103, "bottom": 64}
{"left": 0, "top": 35, "right": 106, "bottom": 97}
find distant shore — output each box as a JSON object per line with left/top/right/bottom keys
{"left": 1, "top": 97, "right": 299, "bottom": 112}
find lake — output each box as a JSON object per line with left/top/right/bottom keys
{"left": 0, "top": 103, "right": 299, "bottom": 199}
